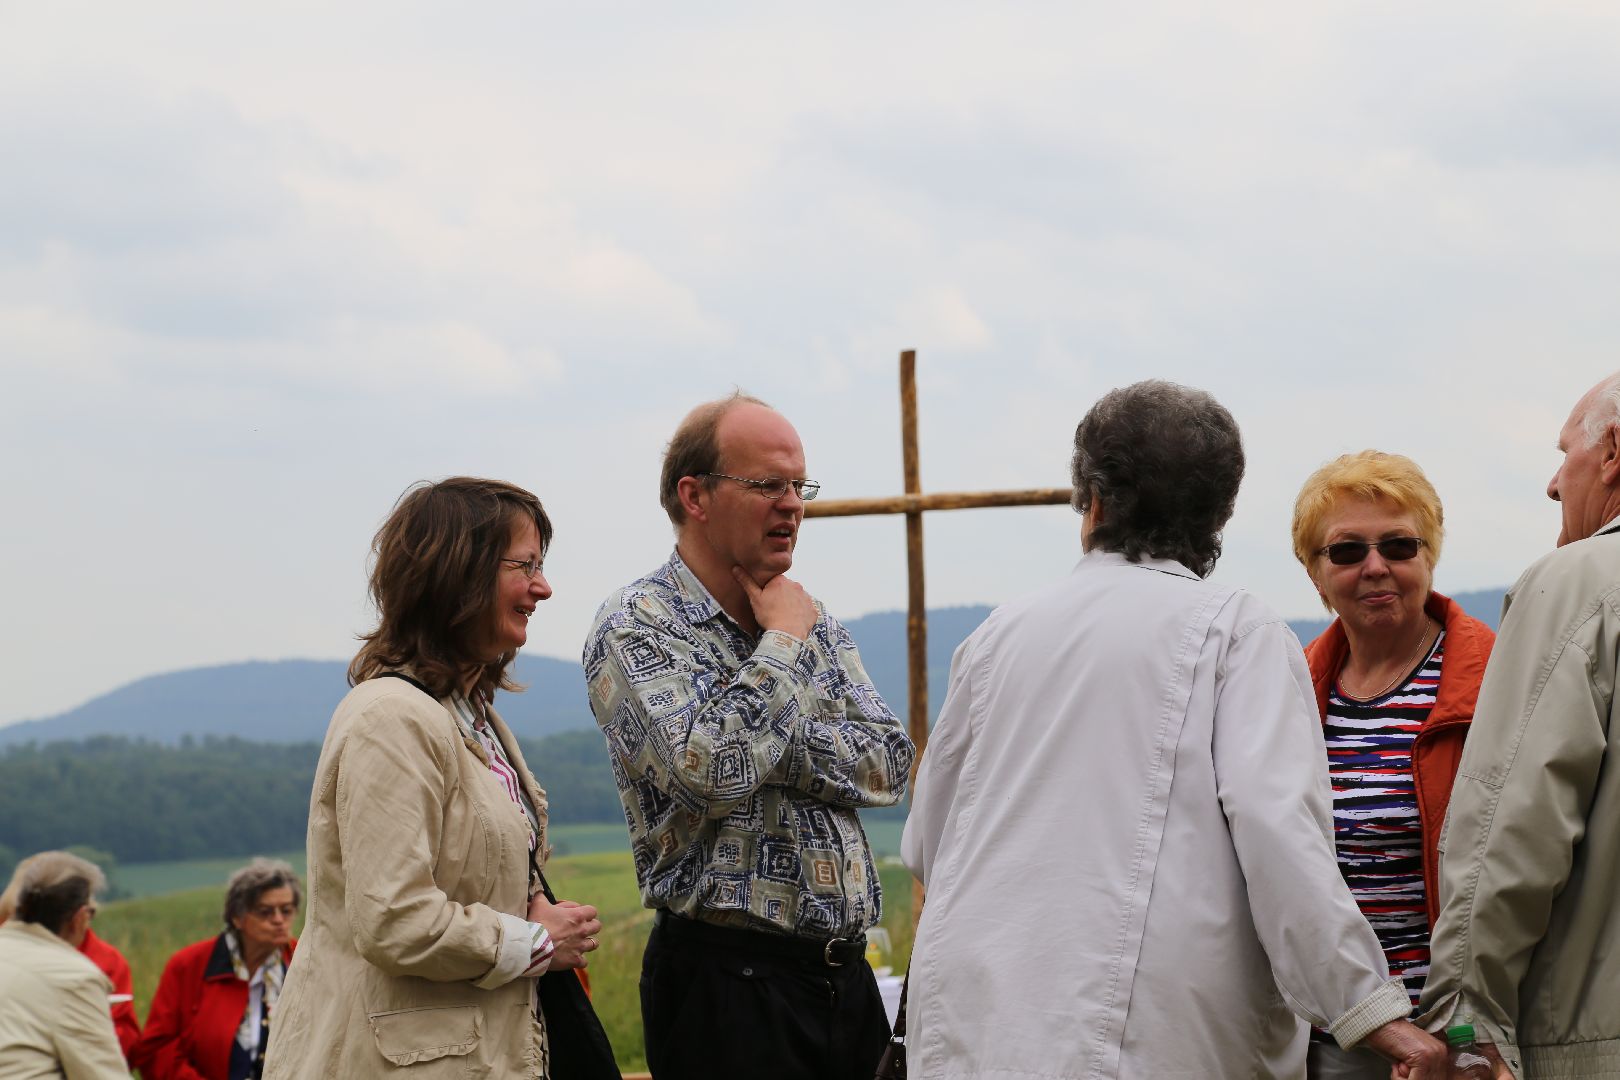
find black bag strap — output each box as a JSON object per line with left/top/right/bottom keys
{"left": 873, "top": 970, "right": 908, "bottom": 1078}
{"left": 377, "top": 670, "right": 433, "bottom": 696}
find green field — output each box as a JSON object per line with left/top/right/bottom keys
{"left": 95, "top": 848, "right": 916, "bottom": 1074}
{"left": 107, "top": 823, "right": 642, "bottom": 899}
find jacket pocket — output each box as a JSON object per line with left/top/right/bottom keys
{"left": 368, "top": 1004, "right": 483, "bottom": 1066}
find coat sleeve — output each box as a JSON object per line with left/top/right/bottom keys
{"left": 132, "top": 949, "right": 208, "bottom": 1080}
{"left": 1211, "top": 615, "right": 1410, "bottom": 1049}
{"left": 337, "top": 702, "right": 508, "bottom": 982}
{"left": 901, "top": 635, "right": 977, "bottom": 888}
{"left": 56, "top": 968, "right": 132, "bottom": 1080}
{"left": 1418, "top": 594, "right": 1609, "bottom": 1052}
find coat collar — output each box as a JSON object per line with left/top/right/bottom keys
{"left": 1303, "top": 590, "right": 1495, "bottom": 729}
{"left": 0, "top": 919, "right": 78, "bottom": 955}
{"left": 203, "top": 932, "right": 296, "bottom": 983}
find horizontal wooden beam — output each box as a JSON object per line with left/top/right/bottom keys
{"left": 805, "top": 487, "right": 1073, "bottom": 519}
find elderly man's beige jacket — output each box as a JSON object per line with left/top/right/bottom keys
{"left": 0, "top": 920, "right": 129, "bottom": 1079}
{"left": 1420, "top": 520, "right": 1620, "bottom": 1079}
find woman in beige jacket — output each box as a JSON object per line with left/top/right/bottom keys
{"left": 263, "top": 477, "right": 602, "bottom": 1078}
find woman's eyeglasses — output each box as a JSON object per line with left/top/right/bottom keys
{"left": 1316, "top": 536, "right": 1426, "bottom": 566}
{"left": 501, "top": 557, "right": 546, "bottom": 579}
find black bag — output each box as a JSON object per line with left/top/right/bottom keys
{"left": 535, "top": 869, "right": 622, "bottom": 1080}
{"left": 874, "top": 972, "right": 907, "bottom": 1079}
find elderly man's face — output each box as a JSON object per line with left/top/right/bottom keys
{"left": 697, "top": 404, "right": 808, "bottom": 582}
{"left": 1548, "top": 384, "right": 1620, "bottom": 547}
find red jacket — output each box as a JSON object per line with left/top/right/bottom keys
{"left": 133, "top": 934, "right": 296, "bottom": 1080}
{"left": 1304, "top": 590, "right": 1495, "bottom": 928}
{"left": 79, "top": 928, "right": 140, "bottom": 1061}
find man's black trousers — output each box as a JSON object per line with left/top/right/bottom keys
{"left": 640, "top": 911, "right": 892, "bottom": 1080}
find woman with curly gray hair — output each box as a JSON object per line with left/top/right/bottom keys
{"left": 901, "top": 381, "right": 1447, "bottom": 1079}
{"left": 133, "top": 858, "right": 300, "bottom": 1080}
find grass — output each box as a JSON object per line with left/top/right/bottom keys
{"left": 95, "top": 847, "right": 917, "bottom": 1075}
{"left": 547, "top": 822, "right": 634, "bottom": 857}
{"left": 110, "top": 851, "right": 308, "bottom": 899}
{"left": 108, "top": 824, "right": 633, "bottom": 899}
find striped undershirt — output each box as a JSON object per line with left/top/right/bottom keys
{"left": 448, "top": 691, "right": 553, "bottom": 977}
{"left": 1310, "top": 631, "right": 1444, "bottom": 1041}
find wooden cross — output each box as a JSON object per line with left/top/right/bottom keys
{"left": 804, "top": 350, "right": 1071, "bottom": 919}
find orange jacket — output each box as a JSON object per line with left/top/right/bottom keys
{"left": 1304, "top": 590, "right": 1495, "bottom": 928}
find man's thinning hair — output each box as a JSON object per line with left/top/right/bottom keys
{"left": 1579, "top": 371, "right": 1620, "bottom": 448}
{"left": 5, "top": 851, "right": 104, "bottom": 936}
{"left": 660, "top": 390, "right": 772, "bottom": 526}
{"left": 1071, "top": 380, "right": 1245, "bottom": 579}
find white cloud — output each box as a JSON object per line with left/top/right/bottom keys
{"left": 4, "top": 2, "right": 1619, "bottom": 723}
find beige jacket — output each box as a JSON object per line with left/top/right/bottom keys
{"left": 263, "top": 675, "right": 551, "bottom": 1079}
{"left": 1420, "top": 520, "right": 1620, "bottom": 1079}
{"left": 0, "top": 920, "right": 129, "bottom": 1079}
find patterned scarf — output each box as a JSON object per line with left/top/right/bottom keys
{"left": 224, "top": 928, "right": 284, "bottom": 1053}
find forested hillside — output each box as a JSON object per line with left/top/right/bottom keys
{"left": 0, "top": 730, "right": 623, "bottom": 882}
{"left": 0, "top": 590, "right": 1507, "bottom": 884}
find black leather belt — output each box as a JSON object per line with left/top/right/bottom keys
{"left": 653, "top": 909, "right": 867, "bottom": 968}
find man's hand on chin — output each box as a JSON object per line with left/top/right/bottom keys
{"left": 732, "top": 566, "right": 817, "bottom": 640}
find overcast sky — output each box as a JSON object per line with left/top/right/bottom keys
{"left": 4, "top": 2, "right": 1617, "bottom": 726}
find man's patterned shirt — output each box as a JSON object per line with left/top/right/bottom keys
{"left": 583, "top": 551, "right": 913, "bottom": 939}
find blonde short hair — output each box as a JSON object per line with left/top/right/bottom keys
{"left": 1291, "top": 450, "right": 1444, "bottom": 572}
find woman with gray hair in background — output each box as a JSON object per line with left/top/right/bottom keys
{"left": 0, "top": 849, "right": 129, "bottom": 1078}
{"left": 133, "top": 858, "right": 300, "bottom": 1080}
{"left": 900, "top": 381, "right": 1448, "bottom": 1078}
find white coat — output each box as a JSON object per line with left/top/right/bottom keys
{"left": 901, "top": 551, "right": 1409, "bottom": 1079}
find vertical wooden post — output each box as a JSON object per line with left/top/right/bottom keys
{"left": 899, "top": 350, "right": 927, "bottom": 923}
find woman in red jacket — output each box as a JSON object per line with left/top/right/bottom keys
{"left": 1291, "top": 451, "right": 1495, "bottom": 1080}
{"left": 134, "top": 859, "right": 299, "bottom": 1080}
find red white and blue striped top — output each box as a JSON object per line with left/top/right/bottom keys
{"left": 1313, "top": 632, "right": 1445, "bottom": 1037}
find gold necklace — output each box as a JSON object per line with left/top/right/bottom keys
{"left": 1343, "top": 619, "right": 1434, "bottom": 702}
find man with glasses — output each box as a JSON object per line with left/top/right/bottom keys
{"left": 584, "top": 391, "right": 913, "bottom": 1080}
{"left": 1419, "top": 372, "right": 1620, "bottom": 1079}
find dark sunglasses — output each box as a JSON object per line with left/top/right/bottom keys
{"left": 1316, "top": 536, "right": 1426, "bottom": 566}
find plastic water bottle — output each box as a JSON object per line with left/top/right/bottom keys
{"left": 1445, "top": 1023, "right": 1495, "bottom": 1079}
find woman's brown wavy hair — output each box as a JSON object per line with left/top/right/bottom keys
{"left": 348, "top": 477, "right": 553, "bottom": 701}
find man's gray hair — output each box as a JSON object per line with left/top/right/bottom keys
{"left": 1, "top": 851, "right": 105, "bottom": 935}
{"left": 222, "top": 857, "right": 302, "bottom": 929}
{"left": 1070, "top": 379, "right": 1244, "bottom": 579}
{"left": 1580, "top": 372, "right": 1620, "bottom": 448}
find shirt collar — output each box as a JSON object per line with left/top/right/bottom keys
{"left": 1078, "top": 547, "right": 1201, "bottom": 580}
{"left": 1597, "top": 513, "right": 1620, "bottom": 539}
{"left": 667, "top": 549, "right": 725, "bottom": 622}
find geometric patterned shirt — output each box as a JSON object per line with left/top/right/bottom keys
{"left": 1312, "top": 631, "right": 1445, "bottom": 1040}
{"left": 583, "top": 550, "right": 914, "bottom": 940}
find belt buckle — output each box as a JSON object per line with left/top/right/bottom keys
{"left": 823, "top": 938, "right": 845, "bottom": 967}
